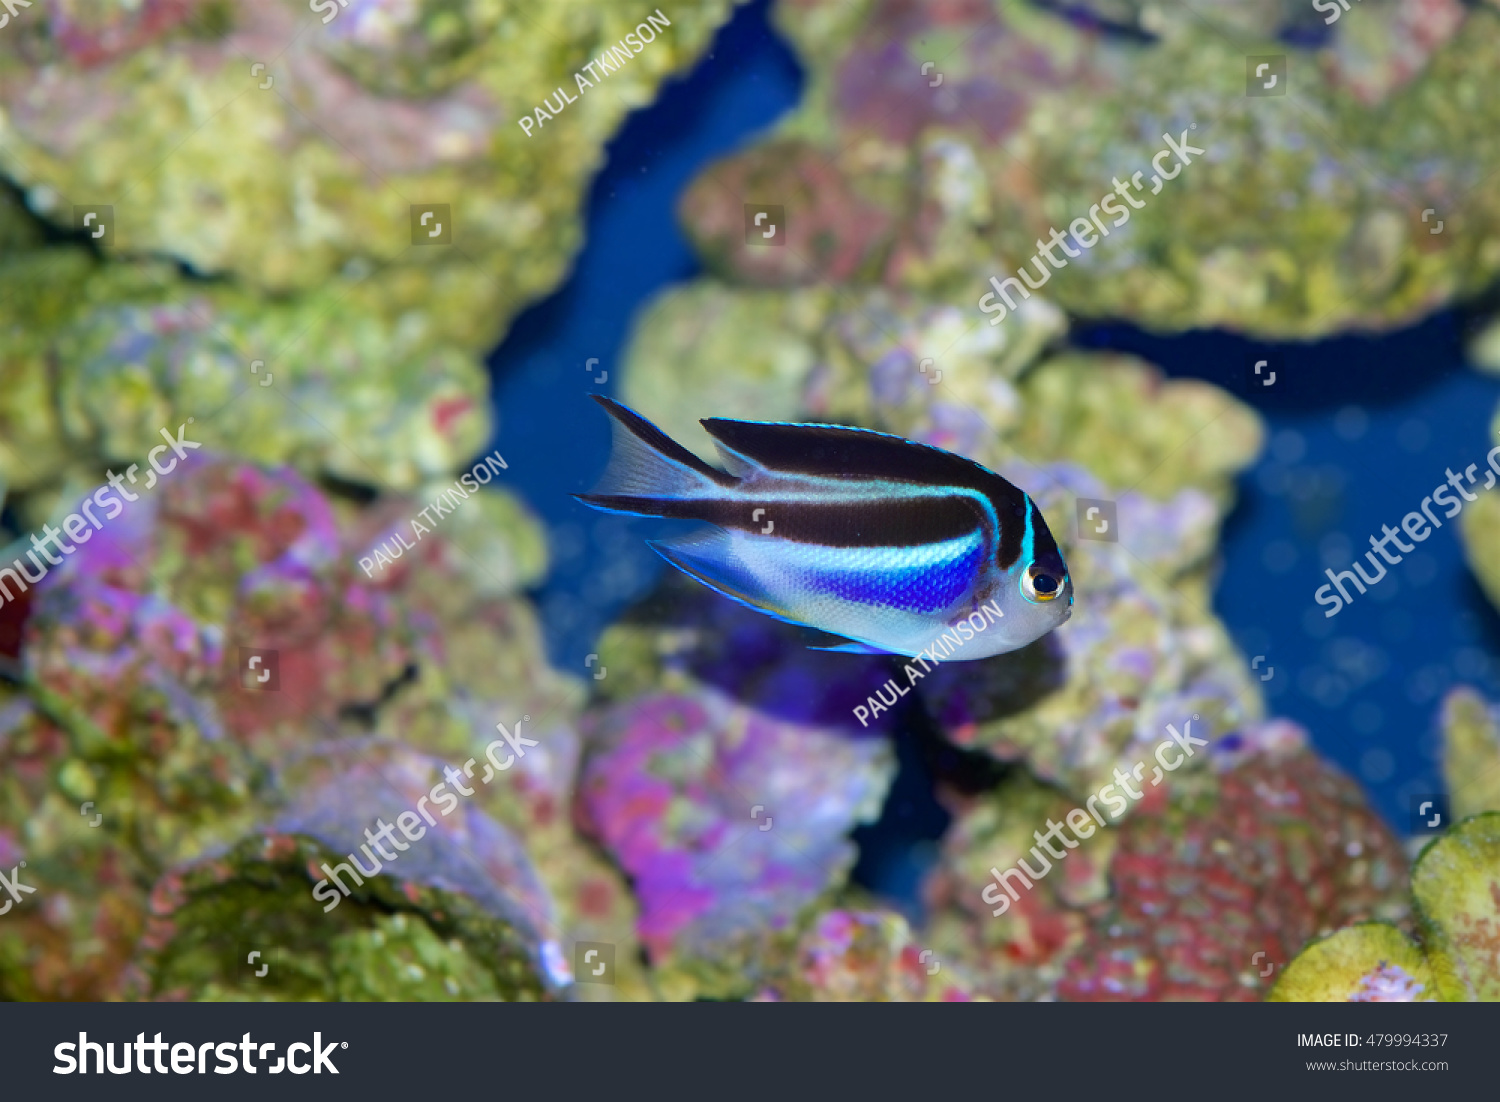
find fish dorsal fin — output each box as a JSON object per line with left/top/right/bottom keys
{"left": 699, "top": 417, "right": 1010, "bottom": 494}
{"left": 710, "top": 438, "right": 762, "bottom": 478}
{"left": 699, "top": 416, "right": 1038, "bottom": 570}
{"left": 591, "top": 395, "right": 737, "bottom": 495}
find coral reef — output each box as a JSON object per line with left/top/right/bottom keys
{"left": 0, "top": 0, "right": 736, "bottom": 303}
{"left": 916, "top": 458, "right": 1261, "bottom": 799}
{"left": 0, "top": 456, "right": 639, "bottom": 1000}
{"left": 0, "top": 0, "right": 741, "bottom": 510}
{"left": 1460, "top": 482, "right": 1500, "bottom": 616}
{"left": 661, "top": 0, "right": 1500, "bottom": 338}
{"left": 4, "top": 0, "right": 1496, "bottom": 1006}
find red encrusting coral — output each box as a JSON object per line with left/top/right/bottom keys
{"left": 1058, "top": 736, "right": 1409, "bottom": 1001}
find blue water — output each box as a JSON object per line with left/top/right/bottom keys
{"left": 488, "top": 0, "right": 804, "bottom": 681}
{"left": 1075, "top": 319, "right": 1500, "bottom": 831}
{"left": 488, "top": 0, "right": 1500, "bottom": 905}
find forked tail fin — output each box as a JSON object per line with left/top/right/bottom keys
{"left": 575, "top": 395, "right": 737, "bottom": 517}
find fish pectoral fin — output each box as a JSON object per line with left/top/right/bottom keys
{"left": 806, "top": 640, "right": 898, "bottom": 655}
{"left": 647, "top": 531, "right": 805, "bottom": 628}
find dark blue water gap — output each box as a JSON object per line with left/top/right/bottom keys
{"left": 487, "top": 0, "right": 803, "bottom": 676}
{"left": 1074, "top": 316, "right": 1500, "bottom": 830}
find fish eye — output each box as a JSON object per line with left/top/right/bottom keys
{"left": 1023, "top": 567, "right": 1063, "bottom": 603}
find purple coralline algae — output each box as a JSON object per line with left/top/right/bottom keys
{"left": 1348, "top": 961, "right": 1428, "bottom": 1001}
{"left": 577, "top": 690, "right": 894, "bottom": 998}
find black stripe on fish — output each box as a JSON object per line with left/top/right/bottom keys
{"left": 576, "top": 491, "right": 990, "bottom": 548}
{"left": 700, "top": 417, "right": 1032, "bottom": 568}
{"left": 1028, "top": 495, "right": 1060, "bottom": 559}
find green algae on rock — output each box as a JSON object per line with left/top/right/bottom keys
{"left": 141, "top": 832, "right": 550, "bottom": 1001}
{"left": 0, "top": 237, "right": 495, "bottom": 510}
{"left": 1460, "top": 483, "right": 1500, "bottom": 614}
{"left": 1411, "top": 812, "right": 1500, "bottom": 1000}
{"left": 1007, "top": 353, "right": 1263, "bottom": 506}
{"left": 619, "top": 282, "right": 1067, "bottom": 466}
{"left": 617, "top": 282, "right": 1257, "bottom": 507}
{"left": 1271, "top": 812, "right": 1500, "bottom": 1001}
{"left": 675, "top": 0, "right": 1500, "bottom": 339}
{"left": 619, "top": 283, "right": 835, "bottom": 462}
{"left": 1266, "top": 924, "right": 1436, "bottom": 1002}
{"left": 0, "top": 0, "right": 737, "bottom": 323}
{"left": 1439, "top": 686, "right": 1500, "bottom": 821}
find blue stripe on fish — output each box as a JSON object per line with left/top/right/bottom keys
{"left": 790, "top": 533, "right": 984, "bottom": 614}
{"left": 1021, "top": 492, "right": 1035, "bottom": 569}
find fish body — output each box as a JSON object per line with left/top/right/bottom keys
{"left": 576, "top": 396, "right": 1073, "bottom": 660}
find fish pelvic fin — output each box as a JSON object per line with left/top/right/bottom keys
{"left": 577, "top": 396, "right": 737, "bottom": 517}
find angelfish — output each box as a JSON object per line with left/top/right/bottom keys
{"left": 575, "top": 396, "right": 1073, "bottom": 659}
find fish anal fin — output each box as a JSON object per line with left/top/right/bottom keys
{"left": 807, "top": 640, "right": 899, "bottom": 655}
